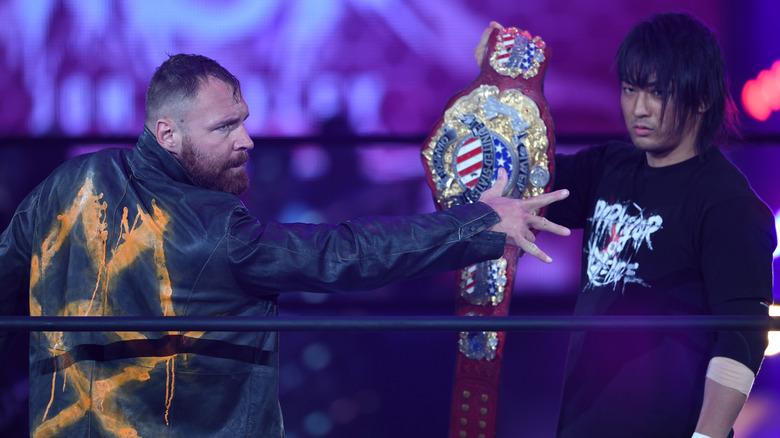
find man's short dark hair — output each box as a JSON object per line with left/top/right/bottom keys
{"left": 145, "top": 54, "right": 241, "bottom": 129}
{"left": 616, "top": 12, "right": 738, "bottom": 154}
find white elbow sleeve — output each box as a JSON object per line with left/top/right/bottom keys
{"left": 705, "top": 356, "right": 756, "bottom": 396}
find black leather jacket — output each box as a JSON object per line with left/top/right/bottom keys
{"left": 0, "top": 128, "right": 506, "bottom": 437}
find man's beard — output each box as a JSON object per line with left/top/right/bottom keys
{"left": 180, "top": 137, "right": 250, "bottom": 195}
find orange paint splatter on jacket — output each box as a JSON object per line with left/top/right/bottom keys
{"left": 30, "top": 176, "right": 191, "bottom": 437}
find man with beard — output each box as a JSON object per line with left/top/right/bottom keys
{"left": 0, "top": 54, "right": 570, "bottom": 437}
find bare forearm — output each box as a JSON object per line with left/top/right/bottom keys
{"left": 694, "top": 377, "right": 747, "bottom": 438}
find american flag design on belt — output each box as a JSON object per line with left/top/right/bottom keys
{"left": 456, "top": 136, "right": 485, "bottom": 188}
{"left": 459, "top": 257, "right": 508, "bottom": 307}
{"left": 461, "top": 264, "right": 478, "bottom": 296}
{"left": 455, "top": 137, "right": 514, "bottom": 189}
{"left": 491, "top": 137, "right": 514, "bottom": 186}
{"left": 494, "top": 32, "right": 517, "bottom": 63}
{"left": 490, "top": 28, "right": 546, "bottom": 80}
{"left": 455, "top": 135, "right": 515, "bottom": 190}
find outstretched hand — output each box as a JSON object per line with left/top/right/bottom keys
{"left": 479, "top": 168, "right": 570, "bottom": 263}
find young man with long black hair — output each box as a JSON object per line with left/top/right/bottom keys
{"left": 548, "top": 13, "right": 775, "bottom": 438}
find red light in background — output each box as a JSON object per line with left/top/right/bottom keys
{"left": 742, "top": 60, "right": 780, "bottom": 121}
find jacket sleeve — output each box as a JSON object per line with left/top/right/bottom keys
{"left": 226, "top": 202, "right": 507, "bottom": 295}
{"left": 0, "top": 189, "right": 37, "bottom": 357}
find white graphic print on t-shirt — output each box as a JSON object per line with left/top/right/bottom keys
{"left": 585, "top": 199, "right": 663, "bottom": 293}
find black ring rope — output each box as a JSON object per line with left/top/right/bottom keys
{"left": 0, "top": 315, "right": 778, "bottom": 332}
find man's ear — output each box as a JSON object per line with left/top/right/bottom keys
{"left": 155, "top": 118, "right": 183, "bottom": 157}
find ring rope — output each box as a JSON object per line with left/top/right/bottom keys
{"left": 0, "top": 315, "right": 778, "bottom": 332}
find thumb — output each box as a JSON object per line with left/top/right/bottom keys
{"left": 474, "top": 22, "right": 504, "bottom": 67}
{"left": 481, "top": 168, "right": 508, "bottom": 200}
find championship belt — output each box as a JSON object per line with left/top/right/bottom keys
{"left": 420, "top": 26, "right": 554, "bottom": 438}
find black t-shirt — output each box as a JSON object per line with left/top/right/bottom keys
{"left": 546, "top": 142, "right": 775, "bottom": 437}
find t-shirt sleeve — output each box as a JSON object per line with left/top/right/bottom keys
{"left": 701, "top": 195, "right": 776, "bottom": 373}
{"left": 700, "top": 196, "right": 775, "bottom": 307}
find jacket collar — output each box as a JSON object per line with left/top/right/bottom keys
{"left": 130, "top": 127, "right": 196, "bottom": 186}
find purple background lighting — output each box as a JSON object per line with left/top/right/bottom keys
{"left": 1, "top": 1, "right": 779, "bottom": 437}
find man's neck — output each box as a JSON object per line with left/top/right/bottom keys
{"left": 645, "top": 124, "right": 700, "bottom": 167}
{"left": 645, "top": 147, "right": 697, "bottom": 167}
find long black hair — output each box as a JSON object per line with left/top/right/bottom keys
{"left": 616, "top": 12, "right": 738, "bottom": 154}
